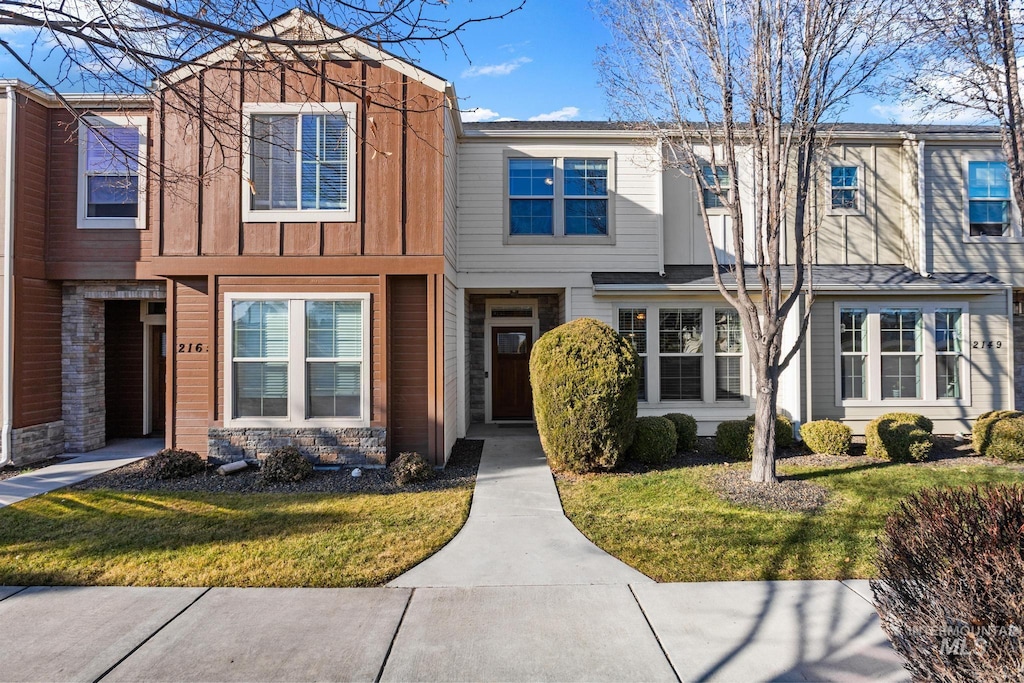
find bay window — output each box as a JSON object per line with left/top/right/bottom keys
{"left": 226, "top": 294, "right": 370, "bottom": 427}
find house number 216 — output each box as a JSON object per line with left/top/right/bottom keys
{"left": 178, "top": 343, "right": 205, "bottom": 353}
{"left": 972, "top": 341, "right": 1002, "bottom": 349}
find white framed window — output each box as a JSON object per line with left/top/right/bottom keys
{"left": 700, "top": 165, "right": 730, "bottom": 212}
{"left": 505, "top": 150, "right": 615, "bottom": 242}
{"left": 834, "top": 302, "right": 970, "bottom": 406}
{"left": 963, "top": 154, "right": 1021, "bottom": 240}
{"left": 241, "top": 103, "right": 357, "bottom": 223}
{"left": 616, "top": 304, "right": 747, "bottom": 405}
{"left": 224, "top": 293, "right": 371, "bottom": 428}
{"left": 77, "top": 114, "right": 147, "bottom": 229}
{"left": 829, "top": 165, "right": 860, "bottom": 213}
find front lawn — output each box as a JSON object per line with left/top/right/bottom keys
{"left": 557, "top": 456, "right": 1023, "bottom": 582}
{"left": 0, "top": 487, "right": 472, "bottom": 587}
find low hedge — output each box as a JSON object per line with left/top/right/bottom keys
{"left": 664, "top": 413, "right": 698, "bottom": 452}
{"left": 391, "top": 451, "right": 435, "bottom": 486}
{"left": 746, "top": 414, "right": 795, "bottom": 449}
{"left": 258, "top": 446, "right": 313, "bottom": 484}
{"left": 715, "top": 420, "right": 753, "bottom": 459}
{"left": 866, "top": 413, "right": 933, "bottom": 462}
{"left": 627, "top": 416, "right": 677, "bottom": 465}
{"left": 800, "top": 419, "right": 852, "bottom": 456}
{"left": 972, "top": 410, "right": 1024, "bottom": 456}
{"left": 146, "top": 448, "right": 205, "bottom": 479}
{"left": 986, "top": 416, "right": 1024, "bottom": 462}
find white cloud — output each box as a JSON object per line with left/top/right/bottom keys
{"left": 528, "top": 106, "right": 580, "bottom": 122}
{"left": 460, "top": 107, "right": 501, "bottom": 123}
{"left": 495, "top": 117, "right": 518, "bottom": 122}
{"left": 462, "top": 57, "right": 532, "bottom": 78}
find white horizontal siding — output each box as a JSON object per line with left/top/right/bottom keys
{"left": 443, "top": 107, "right": 458, "bottom": 269}
{"left": 444, "top": 276, "right": 458, "bottom": 459}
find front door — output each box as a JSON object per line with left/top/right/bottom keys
{"left": 149, "top": 325, "right": 166, "bottom": 435}
{"left": 491, "top": 327, "right": 534, "bottom": 420}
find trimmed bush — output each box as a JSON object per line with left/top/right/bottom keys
{"left": 391, "top": 451, "right": 435, "bottom": 486}
{"left": 530, "top": 317, "right": 638, "bottom": 473}
{"left": 716, "top": 420, "right": 753, "bottom": 459}
{"left": 986, "top": 417, "right": 1024, "bottom": 462}
{"left": 146, "top": 448, "right": 205, "bottom": 479}
{"left": 746, "top": 413, "right": 795, "bottom": 449}
{"left": 800, "top": 419, "right": 852, "bottom": 456}
{"left": 664, "top": 413, "right": 698, "bottom": 452}
{"left": 865, "top": 412, "right": 933, "bottom": 462}
{"left": 627, "top": 416, "right": 677, "bottom": 465}
{"left": 972, "top": 410, "right": 1024, "bottom": 456}
{"left": 258, "top": 446, "right": 313, "bottom": 484}
{"left": 873, "top": 485, "right": 1024, "bottom": 681}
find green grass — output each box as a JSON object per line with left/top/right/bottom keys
{"left": 557, "top": 460, "right": 1023, "bottom": 582}
{"left": 0, "top": 487, "right": 472, "bottom": 587}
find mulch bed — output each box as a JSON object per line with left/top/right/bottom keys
{"left": 709, "top": 467, "right": 832, "bottom": 513}
{"left": 0, "top": 457, "right": 66, "bottom": 482}
{"left": 70, "top": 439, "right": 483, "bottom": 494}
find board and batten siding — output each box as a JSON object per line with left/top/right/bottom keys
{"left": 924, "top": 142, "right": 1024, "bottom": 287}
{"left": 808, "top": 293, "right": 1011, "bottom": 433}
{"left": 457, "top": 139, "right": 661, "bottom": 273}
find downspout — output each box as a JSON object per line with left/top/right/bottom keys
{"left": 656, "top": 138, "right": 666, "bottom": 276}
{"left": 1, "top": 86, "right": 15, "bottom": 467}
{"left": 917, "top": 137, "right": 929, "bottom": 277}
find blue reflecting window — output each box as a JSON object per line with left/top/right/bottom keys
{"left": 968, "top": 161, "right": 1011, "bottom": 236}
{"left": 508, "top": 158, "right": 554, "bottom": 235}
{"left": 831, "top": 166, "right": 858, "bottom": 210}
{"left": 702, "top": 165, "right": 730, "bottom": 209}
{"left": 508, "top": 157, "right": 611, "bottom": 236}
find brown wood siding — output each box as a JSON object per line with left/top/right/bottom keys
{"left": 105, "top": 300, "right": 145, "bottom": 438}
{"left": 12, "top": 278, "right": 62, "bottom": 428}
{"left": 14, "top": 96, "right": 48, "bottom": 264}
{"left": 45, "top": 108, "right": 154, "bottom": 266}
{"left": 214, "top": 276, "right": 385, "bottom": 426}
{"left": 171, "top": 279, "right": 210, "bottom": 455}
{"left": 388, "top": 275, "right": 429, "bottom": 457}
{"left": 156, "top": 58, "right": 445, "bottom": 264}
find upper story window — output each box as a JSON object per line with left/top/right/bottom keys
{"left": 242, "top": 103, "right": 356, "bottom": 223}
{"left": 967, "top": 160, "right": 1011, "bottom": 237}
{"left": 77, "top": 115, "right": 147, "bottom": 229}
{"left": 506, "top": 153, "right": 614, "bottom": 241}
{"left": 701, "top": 165, "right": 730, "bottom": 210}
{"left": 830, "top": 166, "right": 859, "bottom": 211}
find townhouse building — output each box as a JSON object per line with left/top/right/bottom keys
{"left": 0, "top": 12, "right": 1020, "bottom": 467}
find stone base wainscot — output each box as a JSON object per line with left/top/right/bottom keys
{"left": 11, "top": 420, "right": 65, "bottom": 466}
{"left": 207, "top": 427, "right": 387, "bottom": 467}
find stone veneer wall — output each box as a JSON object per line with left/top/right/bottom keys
{"left": 1015, "top": 312, "right": 1024, "bottom": 410}
{"left": 207, "top": 427, "right": 387, "bottom": 466}
{"left": 62, "top": 280, "right": 166, "bottom": 452}
{"left": 466, "top": 292, "right": 562, "bottom": 424}
{"left": 11, "top": 420, "right": 64, "bottom": 465}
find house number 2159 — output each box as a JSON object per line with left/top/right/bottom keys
{"left": 178, "top": 343, "right": 205, "bottom": 353}
{"left": 972, "top": 341, "right": 1002, "bottom": 349}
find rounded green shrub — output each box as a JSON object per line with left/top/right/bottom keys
{"left": 865, "top": 413, "right": 933, "bottom": 462}
{"left": 258, "top": 446, "right": 313, "bottom": 484}
{"left": 146, "top": 448, "right": 205, "bottom": 479}
{"left": 746, "top": 413, "right": 795, "bottom": 448}
{"left": 716, "top": 420, "right": 754, "bottom": 459}
{"left": 985, "top": 416, "right": 1024, "bottom": 462}
{"left": 391, "top": 451, "right": 435, "bottom": 486}
{"left": 627, "top": 416, "right": 677, "bottom": 465}
{"left": 664, "top": 413, "right": 698, "bottom": 452}
{"left": 800, "top": 419, "right": 852, "bottom": 456}
{"left": 972, "top": 410, "right": 1023, "bottom": 456}
{"left": 529, "top": 317, "right": 638, "bottom": 473}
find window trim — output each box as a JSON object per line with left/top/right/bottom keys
{"left": 962, "top": 152, "right": 1022, "bottom": 242}
{"left": 241, "top": 103, "right": 357, "bottom": 223}
{"left": 827, "top": 163, "right": 863, "bottom": 216}
{"left": 615, "top": 303, "right": 750, "bottom": 407}
{"left": 223, "top": 292, "right": 371, "bottom": 429}
{"left": 833, "top": 301, "right": 971, "bottom": 407}
{"left": 700, "top": 164, "right": 731, "bottom": 216}
{"left": 77, "top": 114, "right": 148, "bottom": 230}
{"left": 503, "top": 148, "right": 616, "bottom": 244}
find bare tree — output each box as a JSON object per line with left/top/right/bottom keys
{"left": 907, "top": 0, "right": 1024, "bottom": 221}
{"left": 598, "top": 0, "right": 907, "bottom": 482}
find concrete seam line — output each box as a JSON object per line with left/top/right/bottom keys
{"left": 627, "top": 584, "right": 682, "bottom": 683}
{"left": 374, "top": 588, "right": 414, "bottom": 683}
{"left": 92, "top": 586, "right": 213, "bottom": 682}
{"left": 0, "top": 586, "right": 29, "bottom": 603}
{"left": 837, "top": 579, "right": 878, "bottom": 609}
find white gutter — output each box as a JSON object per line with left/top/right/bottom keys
{"left": 1, "top": 85, "right": 15, "bottom": 467}
{"left": 592, "top": 283, "right": 1002, "bottom": 294}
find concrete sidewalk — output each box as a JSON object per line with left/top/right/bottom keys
{"left": 0, "top": 438, "right": 163, "bottom": 508}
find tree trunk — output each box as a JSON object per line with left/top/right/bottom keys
{"left": 750, "top": 368, "right": 779, "bottom": 483}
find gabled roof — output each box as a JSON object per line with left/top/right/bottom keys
{"left": 160, "top": 8, "right": 449, "bottom": 94}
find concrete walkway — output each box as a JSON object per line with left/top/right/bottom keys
{"left": 0, "top": 438, "right": 163, "bottom": 508}
{"left": 0, "top": 430, "right": 909, "bottom": 681}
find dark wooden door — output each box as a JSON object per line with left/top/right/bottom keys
{"left": 150, "top": 325, "right": 166, "bottom": 435}
{"left": 491, "top": 326, "right": 533, "bottom": 420}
